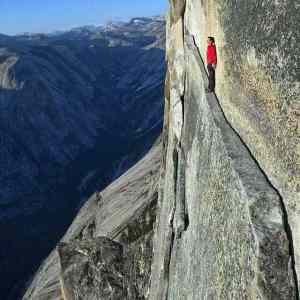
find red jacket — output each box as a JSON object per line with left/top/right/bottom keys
{"left": 206, "top": 44, "right": 217, "bottom": 65}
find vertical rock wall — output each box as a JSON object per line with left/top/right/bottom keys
{"left": 150, "top": 0, "right": 299, "bottom": 299}
{"left": 183, "top": 0, "right": 300, "bottom": 287}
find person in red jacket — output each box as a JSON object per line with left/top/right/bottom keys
{"left": 206, "top": 36, "right": 217, "bottom": 92}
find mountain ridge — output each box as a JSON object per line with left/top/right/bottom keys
{"left": 0, "top": 17, "right": 165, "bottom": 299}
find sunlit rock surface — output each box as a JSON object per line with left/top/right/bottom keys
{"left": 149, "top": 0, "right": 298, "bottom": 299}
{"left": 183, "top": 0, "right": 300, "bottom": 288}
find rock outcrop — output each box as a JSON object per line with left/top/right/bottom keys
{"left": 0, "top": 17, "right": 165, "bottom": 299}
{"left": 58, "top": 237, "right": 127, "bottom": 300}
{"left": 23, "top": 139, "right": 161, "bottom": 300}
{"left": 149, "top": 1, "right": 299, "bottom": 299}
{"left": 22, "top": 1, "right": 299, "bottom": 299}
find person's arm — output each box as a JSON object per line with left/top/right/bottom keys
{"left": 212, "top": 47, "right": 217, "bottom": 69}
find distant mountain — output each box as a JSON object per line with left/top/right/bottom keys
{"left": 0, "top": 17, "right": 165, "bottom": 299}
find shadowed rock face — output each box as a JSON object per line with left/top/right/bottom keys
{"left": 0, "top": 17, "right": 165, "bottom": 299}
{"left": 58, "top": 237, "right": 127, "bottom": 300}
{"left": 58, "top": 232, "right": 155, "bottom": 300}
{"left": 22, "top": 139, "right": 161, "bottom": 300}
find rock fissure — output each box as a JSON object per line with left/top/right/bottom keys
{"left": 174, "top": 145, "right": 187, "bottom": 238}
{"left": 149, "top": 2, "right": 297, "bottom": 296}
{"left": 264, "top": 180, "right": 300, "bottom": 299}
{"left": 165, "top": 230, "right": 175, "bottom": 300}
{"left": 164, "top": 5, "right": 189, "bottom": 294}
{"left": 189, "top": 30, "right": 299, "bottom": 297}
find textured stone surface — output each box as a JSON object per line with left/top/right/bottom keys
{"left": 58, "top": 237, "right": 127, "bottom": 300}
{"left": 58, "top": 232, "right": 155, "bottom": 300}
{"left": 149, "top": 1, "right": 298, "bottom": 299}
{"left": 123, "top": 231, "right": 154, "bottom": 299}
{"left": 183, "top": 0, "right": 300, "bottom": 286}
{"left": 22, "top": 139, "right": 161, "bottom": 300}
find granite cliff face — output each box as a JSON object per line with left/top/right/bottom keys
{"left": 0, "top": 17, "right": 165, "bottom": 299}
{"left": 149, "top": 0, "right": 299, "bottom": 298}
{"left": 182, "top": 2, "right": 300, "bottom": 285}
{"left": 21, "top": 1, "right": 299, "bottom": 299}
{"left": 23, "top": 138, "right": 162, "bottom": 300}
{"left": 149, "top": 0, "right": 300, "bottom": 299}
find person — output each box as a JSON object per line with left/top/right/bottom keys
{"left": 206, "top": 36, "right": 217, "bottom": 92}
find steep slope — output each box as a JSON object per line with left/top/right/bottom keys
{"left": 0, "top": 17, "right": 165, "bottom": 299}
{"left": 149, "top": 1, "right": 299, "bottom": 299}
{"left": 23, "top": 138, "right": 162, "bottom": 300}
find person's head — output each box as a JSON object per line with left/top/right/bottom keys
{"left": 207, "top": 36, "right": 215, "bottom": 45}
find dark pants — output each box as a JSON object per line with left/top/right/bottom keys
{"left": 207, "top": 64, "right": 215, "bottom": 91}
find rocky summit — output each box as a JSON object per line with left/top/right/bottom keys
{"left": 0, "top": 17, "right": 165, "bottom": 299}
{"left": 6, "top": 0, "right": 300, "bottom": 299}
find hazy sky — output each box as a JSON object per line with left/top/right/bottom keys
{"left": 0, "top": 0, "right": 167, "bottom": 35}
